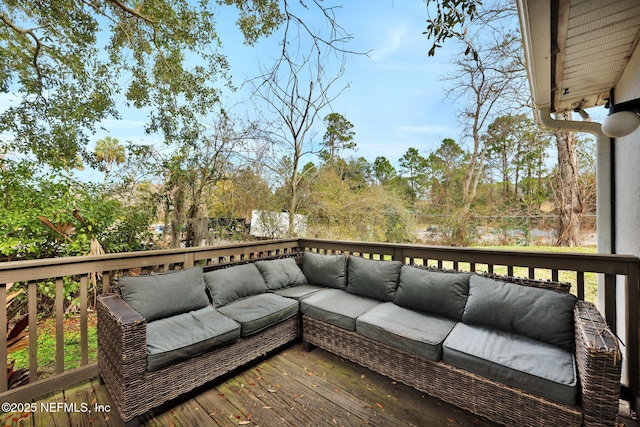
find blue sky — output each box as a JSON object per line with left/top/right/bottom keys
{"left": 217, "top": 1, "right": 461, "bottom": 164}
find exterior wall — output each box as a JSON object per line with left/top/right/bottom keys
{"left": 612, "top": 43, "right": 640, "bottom": 387}
{"left": 615, "top": 44, "right": 640, "bottom": 258}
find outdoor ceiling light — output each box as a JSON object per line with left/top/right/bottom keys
{"left": 601, "top": 98, "right": 640, "bottom": 138}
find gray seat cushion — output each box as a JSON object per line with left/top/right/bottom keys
{"left": 300, "top": 288, "right": 381, "bottom": 330}
{"left": 302, "top": 251, "right": 348, "bottom": 289}
{"left": 443, "top": 323, "right": 578, "bottom": 406}
{"left": 256, "top": 258, "right": 308, "bottom": 290}
{"left": 394, "top": 266, "right": 470, "bottom": 321}
{"left": 119, "top": 266, "right": 209, "bottom": 322}
{"left": 346, "top": 256, "right": 402, "bottom": 301}
{"left": 217, "top": 293, "right": 299, "bottom": 336}
{"left": 204, "top": 263, "right": 267, "bottom": 308}
{"left": 356, "top": 302, "right": 457, "bottom": 361}
{"left": 271, "top": 284, "right": 326, "bottom": 300}
{"left": 146, "top": 305, "right": 240, "bottom": 372}
{"left": 463, "top": 274, "right": 577, "bottom": 351}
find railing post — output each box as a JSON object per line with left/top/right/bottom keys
{"left": 184, "top": 252, "right": 195, "bottom": 269}
{"left": 604, "top": 273, "right": 617, "bottom": 334}
{"left": 627, "top": 262, "right": 640, "bottom": 412}
{"left": 0, "top": 284, "right": 7, "bottom": 392}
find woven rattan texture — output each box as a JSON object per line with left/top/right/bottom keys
{"left": 575, "top": 301, "right": 622, "bottom": 426}
{"left": 303, "top": 308, "right": 620, "bottom": 427}
{"left": 97, "top": 297, "right": 301, "bottom": 422}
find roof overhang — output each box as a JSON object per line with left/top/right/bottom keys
{"left": 517, "top": 0, "right": 640, "bottom": 115}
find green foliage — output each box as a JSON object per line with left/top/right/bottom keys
{"left": 0, "top": 0, "right": 283, "bottom": 167}
{"left": 399, "top": 147, "right": 429, "bottom": 200}
{"left": 373, "top": 156, "right": 397, "bottom": 185}
{"left": 321, "top": 113, "right": 356, "bottom": 167}
{"left": 303, "top": 167, "right": 413, "bottom": 242}
{"left": 0, "top": 158, "right": 154, "bottom": 260}
{"left": 423, "top": 0, "right": 481, "bottom": 58}
{"left": 36, "top": 277, "right": 81, "bottom": 317}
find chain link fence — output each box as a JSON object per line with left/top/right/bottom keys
{"left": 413, "top": 214, "right": 597, "bottom": 246}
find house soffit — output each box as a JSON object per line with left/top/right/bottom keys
{"left": 521, "top": 0, "right": 640, "bottom": 113}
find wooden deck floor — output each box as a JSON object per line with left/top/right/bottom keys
{"left": 2, "top": 342, "right": 638, "bottom": 426}
{"left": 3, "top": 342, "right": 500, "bottom": 427}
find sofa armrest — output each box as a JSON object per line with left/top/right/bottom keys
{"left": 574, "top": 300, "right": 622, "bottom": 426}
{"left": 97, "top": 295, "right": 147, "bottom": 383}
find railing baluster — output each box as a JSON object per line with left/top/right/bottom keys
{"left": 507, "top": 265, "right": 514, "bottom": 276}
{"left": 80, "top": 275, "right": 88, "bottom": 366}
{"left": 528, "top": 267, "right": 535, "bottom": 279}
{"left": 55, "top": 278, "right": 64, "bottom": 374}
{"left": 552, "top": 269, "right": 559, "bottom": 282}
{"left": 102, "top": 271, "right": 111, "bottom": 295}
{"left": 28, "top": 281, "right": 38, "bottom": 382}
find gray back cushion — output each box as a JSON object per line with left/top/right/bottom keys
{"left": 204, "top": 263, "right": 267, "bottom": 307}
{"left": 394, "top": 266, "right": 471, "bottom": 321}
{"left": 256, "top": 258, "right": 308, "bottom": 290}
{"left": 346, "top": 256, "right": 402, "bottom": 301}
{"left": 302, "top": 251, "right": 348, "bottom": 289}
{"left": 119, "top": 266, "right": 209, "bottom": 322}
{"left": 463, "top": 274, "right": 577, "bottom": 351}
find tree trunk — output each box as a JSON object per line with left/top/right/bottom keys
{"left": 553, "top": 111, "right": 583, "bottom": 246}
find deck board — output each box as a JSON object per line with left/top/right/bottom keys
{"left": 2, "top": 342, "right": 638, "bottom": 426}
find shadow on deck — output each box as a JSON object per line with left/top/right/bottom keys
{"left": 2, "top": 342, "right": 638, "bottom": 426}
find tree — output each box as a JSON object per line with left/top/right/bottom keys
{"left": 321, "top": 113, "right": 356, "bottom": 167}
{"left": 552, "top": 112, "right": 584, "bottom": 247}
{"left": 303, "top": 167, "right": 412, "bottom": 242}
{"left": 399, "top": 147, "right": 429, "bottom": 200}
{"left": 95, "top": 136, "right": 125, "bottom": 184}
{"left": 439, "top": 0, "right": 525, "bottom": 244}
{"left": 426, "top": 138, "right": 467, "bottom": 207}
{"left": 250, "top": 39, "right": 347, "bottom": 236}
{"left": 161, "top": 113, "right": 256, "bottom": 247}
{"left": 373, "top": 156, "right": 397, "bottom": 185}
{"left": 1, "top": 1, "right": 350, "bottom": 168}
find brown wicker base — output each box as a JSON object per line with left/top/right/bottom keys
{"left": 303, "top": 312, "right": 612, "bottom": 427}
{"left": 97, "top": 295, "right": 301, "bottom": 424}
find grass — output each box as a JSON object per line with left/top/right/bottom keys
{"left": 9, "top": 313, "right": 98, "bottom": 379}
{"left": 437, "top": 245, "right": 598, "bottom": 303}
{"left": 382, "top": 245, "right": 598, "bottom": 302}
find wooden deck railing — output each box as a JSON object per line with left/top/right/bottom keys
{"left": 0, "top": 238, "right": 302, "bottom": 403}
{"left": 1, "top": 237, "right": 638, "bottom": 406}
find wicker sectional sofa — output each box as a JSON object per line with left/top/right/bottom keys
{"left": 97, "top": 251, "right": 621, "bottom": 427}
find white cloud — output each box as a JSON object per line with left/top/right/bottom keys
{"left": 368, "top": 24, "right": 410, "bottom": 62}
